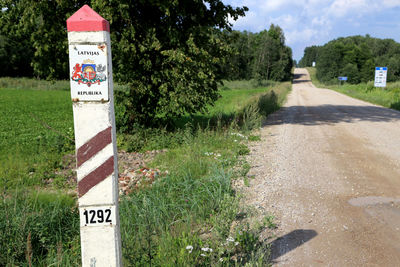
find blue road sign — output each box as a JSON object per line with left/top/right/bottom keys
{"left": 338, "top": 77, "right": 348, "bottom": 81}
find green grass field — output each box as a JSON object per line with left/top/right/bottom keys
{"left": 306, "top": 67, "right": 400, "bottom": 110}
{"left": 0, "top": 78, "right": 290, "bottom": 265}
{"left": 0, "top": 89, "right": 74, "bottom": 190}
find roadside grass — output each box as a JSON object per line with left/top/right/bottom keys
{"left": 306, "top": 67, "right": 400, "bottom": 110}
{"left": 0, "top": 79, "right": 290, "bottom": 265}
{"left": 119, "top": 80, "right": 291, "bottom": 152}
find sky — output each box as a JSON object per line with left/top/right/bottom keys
{"left": 222, "top": 0, "right": 400, "bottom": 61}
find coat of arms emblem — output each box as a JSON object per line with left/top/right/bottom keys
{"left": 71, "top": 59, "right": 107, "bottom": 87}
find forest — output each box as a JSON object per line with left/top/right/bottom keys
{"left": 299, "top": 35, "right": 400, "bottom": 84}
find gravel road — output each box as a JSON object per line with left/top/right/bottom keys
{"left": 246, "top": 68, "right": 400, "bottom": 266}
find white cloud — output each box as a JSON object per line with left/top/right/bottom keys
{"left": 223, "top": 0, "right": 400, "bottom": 59}
{"left": 228, "top": 10, "right": 266, "bottom": 31}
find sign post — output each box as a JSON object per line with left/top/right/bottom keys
{"left": 67, "top": 5, "right": 122, "bottom": 266}
{"left": 338, "top": 76, "right": 347, "bottom": 85}
{"left": 374, "top": 67, "right": 387, "bottom": 88}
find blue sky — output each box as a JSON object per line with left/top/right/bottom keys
{"left": 222, "top": 0, "right": 400, "bottom": 61}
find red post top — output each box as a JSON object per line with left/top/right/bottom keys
{"left": 67, "top": 5, "right": 110, "bottom": 32}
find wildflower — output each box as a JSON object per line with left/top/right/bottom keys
{"left": 186, "top": 245, "right": 193, "bottom": 253}
{"left": 200, "top": 253, "right": 206, "bottom": 257}
{"left": 219, "top": 258, "right": 224, "bottom": 262}
{"left": 226, "top": 236, "right": 234, "bottom": 242}
{"left": 230, "top": 132, "right": 247, "bottom": 139}
{"left": 201, "top": 247, "right": 212, "bottom": 252}
{"left": 235, "top": 242, "right": 239, "bottom": 246}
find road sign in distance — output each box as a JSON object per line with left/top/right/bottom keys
{"left": 374, "top": 67, "right": 387, "bottom": 87}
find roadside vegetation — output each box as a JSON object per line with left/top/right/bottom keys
{"left": 0, "top": 78, "right": 290, "bottom": 266}
{"left": 307, "top": 67, "right": 400, "bottom": 110}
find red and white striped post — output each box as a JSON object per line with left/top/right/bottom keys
{"left": 67, "top": 5, "right": 122, "bottom": 266}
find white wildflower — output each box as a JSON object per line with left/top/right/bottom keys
{"left": 186, "top": 245, "right": 193, "bottom": 253}
{"left": 201, "top": 247, "right": 212, "bottom": 252}
{"left": 230, "top": 132, "right": 247, "bottom": 139}
{"left": 227, "top": 238, "right": 234, "bottom": 242}
{"left": 219, "top": 258, "right": 224, "bottom": 262}
{"left": 200, "top": 253, "right": 206, "bottom": 257}
{"left": 234, "top": 242, "right": 239, "bottom": 246}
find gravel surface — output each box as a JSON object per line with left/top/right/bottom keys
{"left": 245, "top": 68, "right": 400, "bottom": 266}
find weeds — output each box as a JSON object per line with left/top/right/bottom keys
{"left": 0, "top": 191, "right": 80, "bottom": 266}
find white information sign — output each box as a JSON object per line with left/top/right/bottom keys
{"left": 69, "top": 44, "right": 109, "bottom": 101}
{"left": 374, "top": 67, "right": 387, "bottom": 87}
{"left": 79, "top": 206, "right": 116, "bottom": 227}
{"left": 312, "top": 61, "right": 316, "bottom": 67}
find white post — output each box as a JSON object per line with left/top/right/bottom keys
{"left": 67, "top": 5, "right": 122, "bottom": 267}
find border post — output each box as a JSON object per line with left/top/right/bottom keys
{"left": 67, "top": 5, "right": 122, "bottom": 266}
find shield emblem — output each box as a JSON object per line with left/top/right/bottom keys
{"left": 82, "top": 64, "right": 96, "bottom": 80}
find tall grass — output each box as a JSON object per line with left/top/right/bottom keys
{"left": 121, "top": 81, "right": 292, "bottom": 152}
{"left": 306, "top": 67, "right": 400, "bottom": 110}
{"left": 1, "top": 78, "right": 290, "bottom": 265}
{"left": 0, "top": 191, "right": 80, "bottom": 266}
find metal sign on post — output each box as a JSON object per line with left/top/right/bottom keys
{"left": 374, "top": 67, "right": 387, "bottom": 87}
{"left": 338, "top": 76, "right": 348, "bottom": 81}
{"left": 67, "top": 5, "right": 122, "bottom": 267}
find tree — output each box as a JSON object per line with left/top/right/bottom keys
{"left": 298, "top": 46, "right": 319, "bottom": 67}
{"left": 221, "top": 25, "right": 292, "bottom": 82}
{"left": 0, "top": 0, "right": 91, "bottom": 79}
{"left": 1, "top": 0, "right": 247, "bottom": 126}
{"left": 91, "top": 0, "right": 247, "bottom": 127}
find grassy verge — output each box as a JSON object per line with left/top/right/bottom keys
{"left": 306, "top": 67, "right": 400, "bottom": 110}
{"left": 119, "top": 80, "right": 291, "bottom": 152}
{"left": 0, "top": 79, "right": 290, "bottom": 265}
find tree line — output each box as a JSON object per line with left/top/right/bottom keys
{"left": 0, "top": 0, "right": 292, "bottom": 127}
{"left": 299, "top": 35, "right": 400, "bottom": 84}
{"left": 220, "top": 24, "right": 293, "bottom": 82}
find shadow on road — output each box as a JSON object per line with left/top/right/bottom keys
{"left": 269, "top": 229, "right": 318, "bottom": 262}
{"left": 292, "top": 73, "right": 311, "bottom": 84}
{"left": 265, "top": 104, "right": 400, "bottom": 126}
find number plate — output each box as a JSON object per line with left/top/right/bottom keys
{"left": 79, "top": 206, "right": 116, "bottom": 227}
